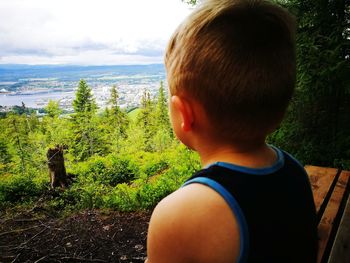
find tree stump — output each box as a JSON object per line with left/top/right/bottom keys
{"left": 47, "top": 145, "right": 68, "bottom": 189}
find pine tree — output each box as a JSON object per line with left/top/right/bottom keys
{"left": 45, "top": 100, "right": 62, "bottom": 118}
{"left": 156, "top": 81, "right": 170, "bottom": 130}
{"left": 109, "top": 85, "right": 128, "bottom": 134}
{"left": 5, "top": 114, "right": 30, "bottom": 176}
{"left": 0, "top": 137, "right": 11, "bottom": 174}
{"left": 70, "top": 80, "right": 103, "bottom": 161}
{"left": 73, "top": 79, "right": 97, "bottom": 114}
{"left": 137, "top": 90, "right": 156, "bottom": 151}
{"left": 109, "top": 85, "right": 119, "bottom": 113}
{"left": 153, "top": 81, "right": 173, "bottom": 151}
{"left": 106, "top": 85, "right": 129, "bottom": 152}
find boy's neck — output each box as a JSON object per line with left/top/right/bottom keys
{"left": 198, "top": 142, "right": 277, "bottom": 169}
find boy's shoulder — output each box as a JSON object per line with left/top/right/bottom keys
{"left": 146, "top": 183, "right": 240, "bottom": 263}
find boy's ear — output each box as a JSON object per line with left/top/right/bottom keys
{"left": 171, "top": 95, "right": 194, "bottom": 132}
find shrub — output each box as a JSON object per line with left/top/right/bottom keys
{"left": 0, "top": 175, "right": 44, "bottom": 204}
{"left": 108, "top": 155, "right": 139, "bottom": 186}
{"left": 71, "top": 154, "right": 139, "bottom": 187}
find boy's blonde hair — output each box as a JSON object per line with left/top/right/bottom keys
{"left": 165, "top": 0, "right": 296, "bottom": 142}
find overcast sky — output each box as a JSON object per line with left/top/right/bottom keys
{"left": 0, "top": 0, "right": 192, "bottom": 65}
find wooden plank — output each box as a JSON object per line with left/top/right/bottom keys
{"left": 305, "top": 165, "right": 338, "bottom": 212}
{"left": 316, "top": 170, "right": 350, "bottom": 263}
{"left": 328, "top": 182, "right": 350, "bottom": 263}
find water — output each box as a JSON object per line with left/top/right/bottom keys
{"left": 0, "top": 91, "right": 74, "bottom": 108}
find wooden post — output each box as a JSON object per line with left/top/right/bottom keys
{"left": 47, "top": 145, "right": 68, "bottom": 189}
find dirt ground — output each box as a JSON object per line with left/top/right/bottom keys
{"left": 0, "top": 209, "right": 151, "bottom": 263}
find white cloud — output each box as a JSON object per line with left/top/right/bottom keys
{"left": 0, "top": 0, "right": 191, "bottom": 65}
{"left": 0, "top": 50, "right": 164, "bottom": 65}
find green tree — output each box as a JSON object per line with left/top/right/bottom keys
{"left": 155, "top": 81, "right": 170, "bottom": 130}
{"left": 109, "top": 86, "right": 129, "bottom": 134}
{"left": 153, "top": 81, "right": 173, "bottom": 151}
{"left": 0, "top": 137, "right": 12, "bottom": 174}
{"left": 137, "top": 90, "right": 156, "bottom": 151}
{"left": 71, "top": 80, "right": 104, "bottom": 161}
{"left": 41, "top": 109, "right": 72, "bottom": 148}
{"left": 45, "top": 100, "right": 62, "bottom": 118}
{"left": 105, "top": 85, "right": 129, "bottom": 152}
{"left": 270, "top": 0, "right": 350, "bottom": 167}
{"left": 73, "top": 79, "right": 97, "bottom": 114}
{"left": 182, "top": 0, "right": 198, "bottom": 6}
{"left": 4, "top": 114, "right": 32, "bottom": 176}
{"left": 109, "top": 85, "right": 119, "bottom": 111}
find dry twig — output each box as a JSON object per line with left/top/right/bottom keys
{"left": 34, "top": 255, "right": 48, "bottom": 263}
{"left": 0, "top": 225, "right": 40, "bottom": 237}
{"left": 60, "top": 256, "right": 107, "bottom": 262}
{"left": 10, "top": 253, "right": 21, "bottom": 263}
{"left": 15, "top": 227, "right": 47, "bottom": 249}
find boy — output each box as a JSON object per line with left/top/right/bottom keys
{"left": 146, "top": 0, "right": 318, "bottom": 262}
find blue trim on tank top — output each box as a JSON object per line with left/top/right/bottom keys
{"left": 182, "top": 177, "right": 249, "bottom": 263}
{"left": 205, "top": 145, "right": 285, "bottom": 175}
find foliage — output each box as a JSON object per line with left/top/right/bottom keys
{"left": 135, "top": 82, "right": 173, "bottom": 152}
{"left": 0, "top": 174, "right": 46, "bottom": 206}
{"left": 0, "top": 138, "right": 11, "bottom": 173}
{"left": 0, "top": 80, "right": 201, "bottom": 213}
{"left": 70, "top": 79, "right": 106, "bottom": 161}
{"left": 72, "top": 79, "right": 97, "bottom": 114}
{"left": 136, "top": 90, "right": 156, "bottom": 151}
{"left": 155, "top": 81, "right": 170, "bottom": 130}
{"left": 3, "top": 113, "right": 34, "bottom": 176}
{"left": 269, "top": 0, "right": 350, "bottom": 168}
{"left": 72, "top": 154, "right": 139, "bottom": 187}
{"left": 182, "top": 0, "right": 198, "bottom": 6}
{"left": 45, "top": 100, "right": 62, "bottom": 118}
{"left": 103, "top": 85, "right": 130, "bottom": 152}
{"left": 127, "top": 108, "right": 141, "bottom": 121}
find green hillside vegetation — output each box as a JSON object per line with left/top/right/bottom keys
{"left": 0, "top": 81, "right": 200, "bottom": 214}
{"left": 128, "top": 108, "right": 141, "bottom": 121}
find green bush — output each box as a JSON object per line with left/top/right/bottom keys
{"left": 0, "top": 175, "right": 44, "bottom": 204}
{"left": 0, "top": 140, "right": 201, "bottom": 213}
{"left": 72, "top": 154, "right": 139, "bottom": 187}
{"left": 139, "top": 152, "right": 169, "bottom": 178}
{"left": 108, "top": 155, "right": 139, "bottom": 186}
{"left": 106, "top": 183, "right": 138, "bottom": 211}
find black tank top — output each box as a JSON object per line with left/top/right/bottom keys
{"left": 183, "top": 147, "right": 318, "bottom": 262}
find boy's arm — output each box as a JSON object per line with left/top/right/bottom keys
{"left": 146, "top": 183, "right": 240, "bottom": 263}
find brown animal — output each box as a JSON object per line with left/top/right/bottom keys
{"left": 47, "top": 145, "right": 68, "bottom": 189}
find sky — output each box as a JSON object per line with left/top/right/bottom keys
{"left": 0, "top": 0, "right": 192, "bottom": 65}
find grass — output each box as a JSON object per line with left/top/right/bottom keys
{"left": 128, "top": 108, "right": 141, "bottom": 121}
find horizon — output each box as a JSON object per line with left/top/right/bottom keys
{"left": 0, "top": 63, "right": 165, "bottom": 67}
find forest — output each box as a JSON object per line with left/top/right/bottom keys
{"left": 0, "top": 80, "right": 204, "bottom": 213}
{"left": 0, "top": 1, "right": 349, "bottom": 261}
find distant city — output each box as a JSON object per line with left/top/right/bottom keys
{"left": 0, "top": 64, "right": 166, "bottom": 112}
